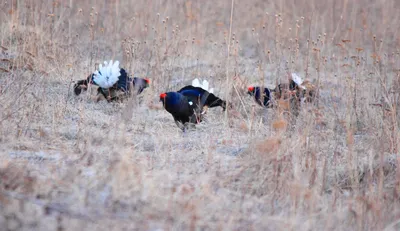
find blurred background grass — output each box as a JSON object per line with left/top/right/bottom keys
{"left": 0, "top": 0, "right": 400, "bottom": 230}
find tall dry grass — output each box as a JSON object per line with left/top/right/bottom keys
{"left": 0, "top": 0, "right": 400, "bottom": 230}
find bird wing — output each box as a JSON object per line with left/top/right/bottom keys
{"left": 93, "top": 60, "right": 121, "bottom": 89}
{"left": 178, "top": 85, "right": 204, "bottom": 93}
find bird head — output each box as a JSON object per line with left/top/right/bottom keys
{"left": 220, "top": 100, "right": 233, "bottom": 111}
{"left": 160, "top": 92, "right": 167, "bottom": 102}
{"left": 144, "top": 78, "right": 151, "bottom": 87}
{"left": 160, "top": 92, "right": 167, "bottom": 99}
{"left": 247, "top": 86, "right": 255, "bottom": 95}
{"left": 73, "top": 83, "right": 83, "bottom": 95}
{"left": 73, "top": 74, "right": 94, "bottom": 96}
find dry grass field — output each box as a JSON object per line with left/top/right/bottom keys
{"left": 1, "top": 0, "right": 400, "bottom": 230}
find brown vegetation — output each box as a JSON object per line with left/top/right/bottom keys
{"left": 1, "top": 0, "right": 400, "bottom": 230}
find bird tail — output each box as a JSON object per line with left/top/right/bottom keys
{"left": 92, "top": 60, "right": 121, "bottom": 89}
{"left": 191, "top": 78, "right": 214, "bottom": 93}
{"left": 291, "top": 73, "right": 306, "bottom": 89}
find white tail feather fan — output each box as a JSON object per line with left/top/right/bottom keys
{"left": 93, "top": 60, "right": 121, "bottom": 89}
{"left": 291, "top": 73, "right": 306, "bottom": 89}
{"left": 192, "top": 78, "right": 214, "bottom": 93}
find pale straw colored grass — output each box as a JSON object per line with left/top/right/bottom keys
{"left": 0, "top": 0, "right": 400, "bottom": 230}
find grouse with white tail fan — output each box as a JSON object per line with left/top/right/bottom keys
{"left": 160, "top": 78, "right": 227, "bottom": 130}
{"left": 73, "top": 60, "right": 150, "bottom": 102}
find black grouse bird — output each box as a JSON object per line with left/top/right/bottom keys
{"left": 73, "top": 61, "right": 150, "bottom": 102}
{"left": 247, "top": 86, "right": 273, "bottom": 107}
{"left": 159, "top": 91, "right": 206, "bottom": 130}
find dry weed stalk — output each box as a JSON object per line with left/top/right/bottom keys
{"left": 0, "top": 0, "right": 400, "bottom": 230}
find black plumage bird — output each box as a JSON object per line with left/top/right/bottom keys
{"left": 160, "top": 92, "right": 204, "bottom": 130}
{"left": 177, "top": 85, "right": 227, "bottom": 111}
{"left": 73, "top": 68, "right": 150, "bottom": 102}
{"left": 247, "top": 86, "right": 273, "bottom": 107}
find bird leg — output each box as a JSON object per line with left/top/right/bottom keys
{"left": 175, "top": 120, "right": 186, "bottom": 131}
{"left": 107, "top": 90, "right": 112, "bottom": 101}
